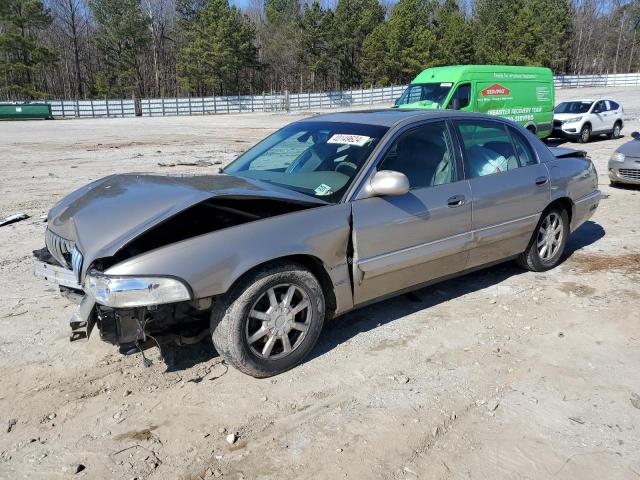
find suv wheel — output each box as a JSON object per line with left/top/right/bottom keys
{"left": 608, "top": 122, "right": 621, "bottom": 139}
{"left": 517, "top": 208, "right": 569, "bottom": 272}
{"left": 578, "top": 124, "right": 591, "bottom": 143}
{"left": 211, "top": 262, "right": 325, "bottom": 378}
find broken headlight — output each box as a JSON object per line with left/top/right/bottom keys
{"left": 84, "top": 271, "right": 191, "bottom": 308}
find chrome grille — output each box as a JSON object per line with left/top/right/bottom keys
{"left": 71, "top": 247, "right": 83, "bottom": 283}
{"left": 45, "top": 228, "right": 75, "bottom": 268}
{"left": 619, "top": 168, "right": 640, "bottom": 180}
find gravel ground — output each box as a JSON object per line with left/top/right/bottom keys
{"left": 0, "top": 86, "right": 639, "bottom": 480}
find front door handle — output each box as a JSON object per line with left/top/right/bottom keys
{"left": 447, "top": 195, "right": 466, "bottom": 207}
{"left": 535, "top": 176, "right": 549, "bottom": 186}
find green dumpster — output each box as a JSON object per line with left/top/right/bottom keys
{"left": 0, "top": 103, "right": 53, "bottom": 120}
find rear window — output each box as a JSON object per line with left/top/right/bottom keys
{"left": 609, "top": 101, "right": 620, "bottom": 111}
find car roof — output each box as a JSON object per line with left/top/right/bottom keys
{"left": 299, "top": 109, "right": 495, "bottom": 128}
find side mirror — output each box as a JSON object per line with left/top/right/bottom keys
{"left": 632, "top": 131, "right": 640, "bottom": 140}
{"left": 368, "top": 170, "right": 410, "bottom": 197}
{"left": 394, "top": 98, "right": 401, "bottom": 106}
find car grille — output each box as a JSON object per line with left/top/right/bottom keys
{"left": 71, "top": 247, "right": 84, "bottom": 283}
{"left": 45, "top": 228, "right": 75, "bottom": 269}
{"left": 619, "top": 168, "right": 640, "bottom": 180}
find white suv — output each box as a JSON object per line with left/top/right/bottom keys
{"left": 552, "top": 99, "right": 624, "bottom": 143}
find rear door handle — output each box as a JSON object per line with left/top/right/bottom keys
{"left": 447, "top": 195, "right": 466, "bottom": 207}
{"left": 535, "top": 176, "right": 549, "bottom": 186}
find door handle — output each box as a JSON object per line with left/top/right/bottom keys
{"left": 535, "top": 176, "right": 549, "bottom": 186}
{"left": 447, "top": 195, "right": 466, "bottom": 207}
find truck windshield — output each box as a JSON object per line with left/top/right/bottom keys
{"left": 395, "top": 83, "right": 452, "bottom": 108}
{"left": 554, "top": 101, "right": 593, "bottom": 114}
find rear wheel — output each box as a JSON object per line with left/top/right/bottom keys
{"left": 211, "top": 262, "right": 325, "bottom": 378}
{"left": 578, "top": 124, "right": 591, "bottom": 143}
{"left": 608, "top": 122, "right": 622, "bottom": 139}
{"left": 517, "top": 208, "right": 569, "bottom": 272}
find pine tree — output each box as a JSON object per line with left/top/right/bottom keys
{"left": 177, "top": 0, "right": 257, "bottom": 95}
{"left": 432, "top": 0, "right": 473, "bottom": 66}
{"left": 333, "top": 0, "right": 385, "bottom": 88}
{"left": 298, "top": 0, "right": 336, "bottom": 91}
{"left": 361, "top": 0, "right": 437, "bottom": 85}
{"left": 88, "top": 0, "right": 151, "bottom": 97}
{"left": 0, "top": 0, "right": 57, "bottom": 99}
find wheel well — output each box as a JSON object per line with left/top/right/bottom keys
{"left": 525, "top": 124, "right": 536, "bottom": 133}
{"left": 227, "top": 255, "right": 338, "bottom": 318}
{"left": 582, "top": 122, "right": 591, "bottom": 130}
{"left": 614, "top": 119, "right": 622, "bottom": 126}
{"left": 546, "top": 197, "right": 574, "bottom": 224}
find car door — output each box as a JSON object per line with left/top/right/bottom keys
{"left": 452, "top": 119, "right": 551, "bottom": 269}
{"left": 447, "top": 83, "right": 472, "bottom": 111}
{"left": 350, "top": 120, "right": 473, "bottom": 305}
{"left": 590, "top": 100, "right": 608, "bottom": 132}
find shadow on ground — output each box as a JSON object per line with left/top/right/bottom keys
{"left": 157, "top": 220, "right": 605, "bottom": 372}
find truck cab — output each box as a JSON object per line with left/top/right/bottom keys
{"left": 394, "top": 65, "right": 554, "bottom": 139}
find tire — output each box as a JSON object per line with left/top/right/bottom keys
{"left": 211, "top": 262, "right": 325, "bottom": 378}
{"left": 608, "top": 122, "right": 622, "bottom": 139}
{"left": 578, "top": 124, "right": 591, "bottom": 143}
{"left": 517, "top": 207, "right": 569, "bottom": 272}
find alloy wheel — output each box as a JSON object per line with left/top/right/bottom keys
{"left": 537, "top": 212, "right": 564, "bottom": 261}
{"left": 245, "top": 284, "right": 311, "bottom": 360}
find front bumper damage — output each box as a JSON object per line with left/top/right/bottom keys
{"left": 33, "top": 246, "right": 211, "bottom": 357}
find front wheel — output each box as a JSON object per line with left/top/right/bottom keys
{"left": 211, "top": 262, "right": 325, "bottom": 378}
{"left": 578, "top": 124, "right": 591, "bottom": 143}
{"left": 517, "top": 208, "right": 569, "bottom": 272}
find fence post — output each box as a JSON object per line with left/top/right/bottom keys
{"left": 202, "top": 97, "right": 205, "bottom": 115}
{"left": 226, "top": 96, "right": 230, "bottom": 114}
{"left": 251, "top": 94, "right": 254, "bottom": 112}
{"left": 75, "top": 99, "right": 80, "bottom": 118}
{"left": 213, "top": 95, "right": 217, "bottom": 114}
{"left": 285, "top": 90, "right": 290, "bottom": 112}
{"left": 188, "top": 96, "right": 192, "bottom": 116}
{"left": 263, "top": 92, "right": 266, "bottom": 112}
{"left": 161, "top": 97, "right": 165, "bottom": 116}
{"left": 120, "top": 98, "right": 124, "bottom": 117}
{"left": 105, "top": 97, "right": 110, "bottom": 117}
{"left": 90, "top": 99, "right": 94, "bottom": 117}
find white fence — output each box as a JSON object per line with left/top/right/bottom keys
{"left": 29, "top": 73, "right": 640, "bottom": 119}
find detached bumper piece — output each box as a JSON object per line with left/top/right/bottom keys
{"left": 69, "top": 295, "right": 97, "bottom": 342}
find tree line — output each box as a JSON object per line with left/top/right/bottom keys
{"left": 0, "top": 0, "right": 639, "bottom": 100}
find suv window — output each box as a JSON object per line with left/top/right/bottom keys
{"left": 379, "top": 121, "right": 457, "bottom": 189}
{"left": 609, "top": 101, "right": 620, "bottom": 111}
{"left": 592, "top": 101, "right": 605, "bottom": 113}
{"left": 455, "top": 120, "right": 518, "bottom": 178}
{"left": 448, "top": 83, "right": 471, "bottom": 109}
{"left": 509, "top": 127, "right": 537, "bottom": 166}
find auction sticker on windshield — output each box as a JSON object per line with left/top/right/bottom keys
{"left": 327, "top": 134, "right": 371, "bottom": 147}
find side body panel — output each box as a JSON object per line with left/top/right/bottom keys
{"left": 465, "top": 164, "right": 550, "bottom": 268}
{"left": 105, "top": 204, "right": 354, "bottom": 314}
{"left": 351, "top": 181, "right": 473, "bottom": 305}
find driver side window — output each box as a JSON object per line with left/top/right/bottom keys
{"left": 448, "top": 83, "right": 471, "bottom": 109}
{"left": 378, "top": 121, "right": 457, "bottom": 190}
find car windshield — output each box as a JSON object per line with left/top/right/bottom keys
{"left": 395, "top": 83, "right": 452, "bottom": 108}
{"left": 224, "top": 121, "right": 388, "bottom": 203}
{"left": 554, "top": 101, "right": 593, "bottom": 114}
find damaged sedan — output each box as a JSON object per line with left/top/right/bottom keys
{"left": 35, "top": 110, "right": 601, "bottom": 377}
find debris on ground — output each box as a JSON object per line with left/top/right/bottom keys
{"left": 226, "top": 433, "right": 237, "bottom": 445}
{"left": 0, "top": 213, "right": 29, "bottom": 227}
{"left": 631, "top": 392, "right": 640, "bottom": 409}
{"left": 7, "top": 419, "right": 17, "bottom": 433}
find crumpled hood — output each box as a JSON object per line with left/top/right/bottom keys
{"left": 47, "top": 173, "right": 325, "bottom": 266}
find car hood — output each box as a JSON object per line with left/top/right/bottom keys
{"left": 553, "top": 113, "right": 587, "bottom": 121}
{"left": 616, "top": 139, "right": 640, "bottom": 158}
{"left": 47, "top": 173, "right": 327, "bottom": 264}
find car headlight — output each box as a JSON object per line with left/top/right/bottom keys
{"left": 563, "top": 116, "right": 583, "bottom": 124}
{"left": 610, "top": 152, "right": 625, "bottom": 163}
{"left": 84, "top": 271, "right": 191, "bottom": 308}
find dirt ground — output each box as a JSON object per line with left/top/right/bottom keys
{"left": 1, "top": 86, "right": 639, "bottom": 480}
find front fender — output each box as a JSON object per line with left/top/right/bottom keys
{"left": 104, "top": 203, "right": 353, "bottom": 311}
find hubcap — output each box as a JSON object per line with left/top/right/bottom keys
{"left": 582, "top": 128, "right": 589, "bottom": 142}
{"left": 537, "top": 212, "right": 563, "bottom": 261}
{"left": 245, "top": 284, "right": 311, "bottom": 360}
{"left": 614, "top": 125, "right": 620, "bottom": 137}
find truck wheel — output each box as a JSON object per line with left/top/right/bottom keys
{"left": 517, "top": 207, "right": 569, "bottom": 272}
{"left": 211, "top": 262, "right": 325, "bottom": 378}
{"left": 578, "top": 124, "right": 591, "bottom": 143}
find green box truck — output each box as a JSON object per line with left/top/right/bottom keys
{"left": 394, "top": 65, "right": 554, "bottom": 138}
